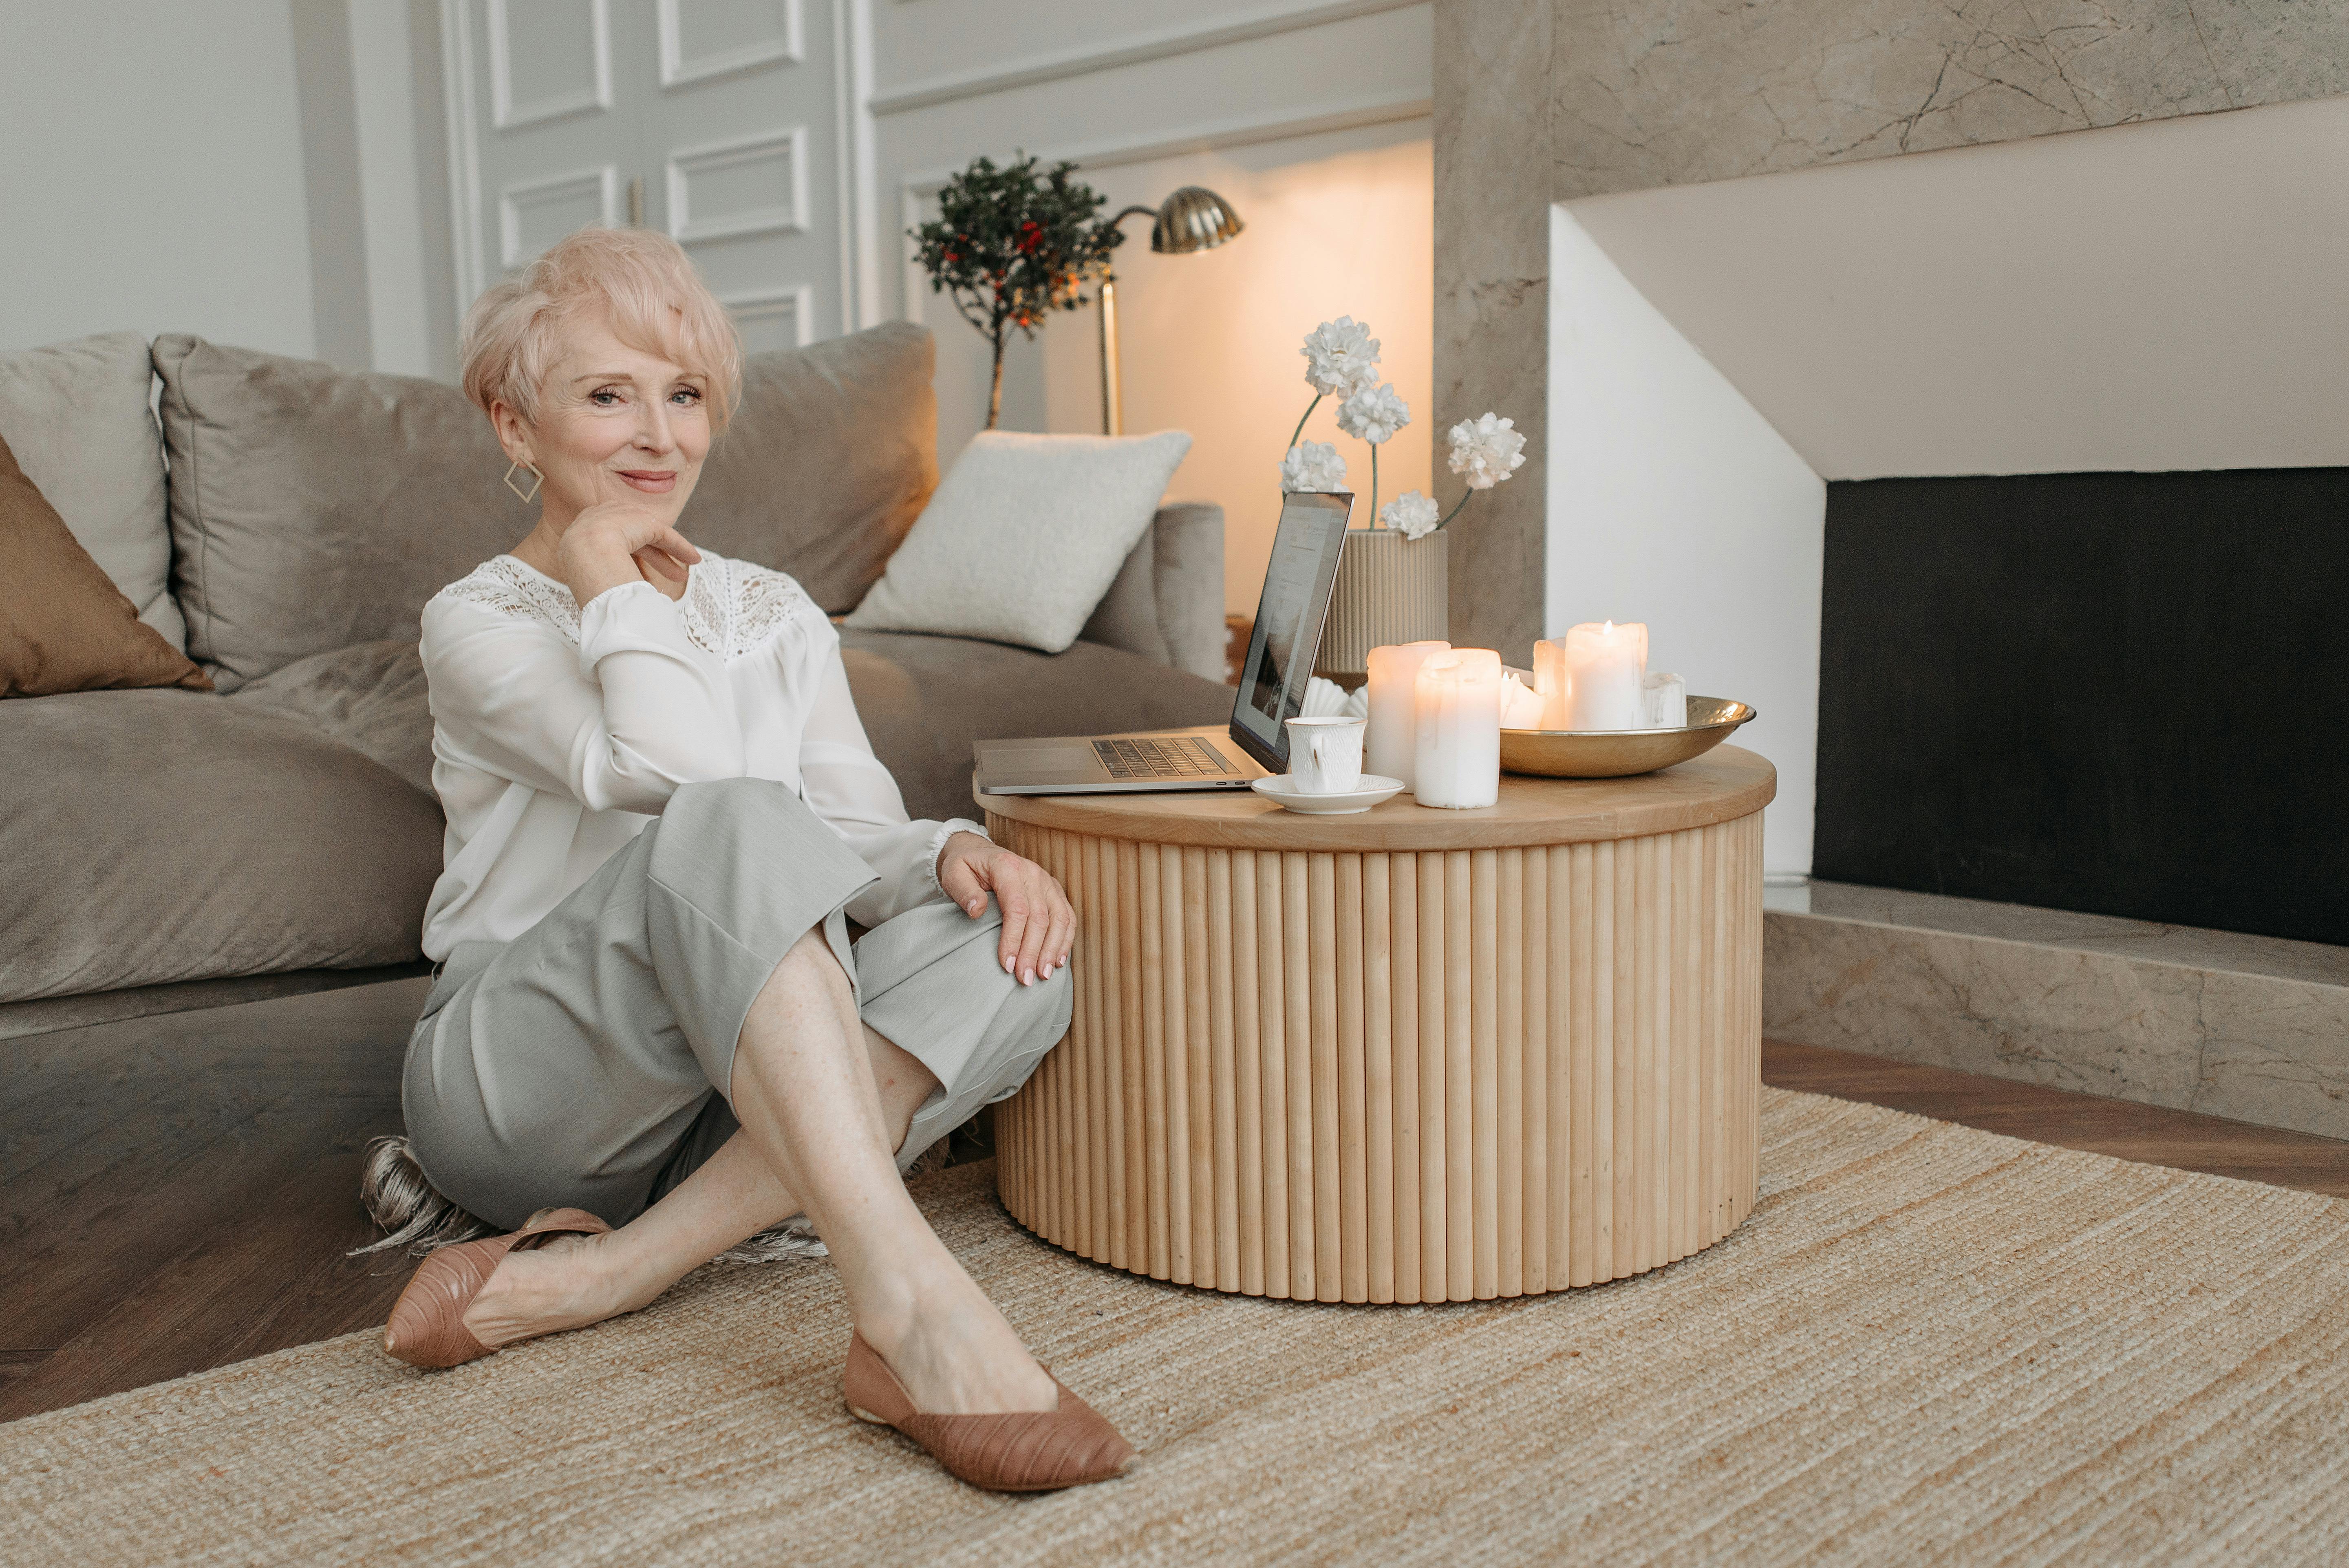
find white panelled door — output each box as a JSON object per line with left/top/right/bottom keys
{"left": 450, "top": 0, "right": 846, "bottom": 351}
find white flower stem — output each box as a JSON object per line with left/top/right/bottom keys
{"left": 1288, "top": 394, "right": 1323, "bottom": 452}
{"left": 1433, "top": 490, "right": 1475, "bottom": 533}
{"left": 1369, "top": 445, "right": 1379, "bottom": 525}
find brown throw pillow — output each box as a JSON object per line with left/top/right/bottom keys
{"left": 0, "top": 429, "right": 209, "bottom": 697}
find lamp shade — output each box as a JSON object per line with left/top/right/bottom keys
{"left": 1151, "top": 187, "right": 1244, "bottom": 254}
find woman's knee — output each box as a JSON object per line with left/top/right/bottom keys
{"left": 770, "top": 922, "right": 850, "bottom": 995}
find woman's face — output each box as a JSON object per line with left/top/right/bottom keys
{"left": 494, "top": 311, "right": 713, "bottom": 533}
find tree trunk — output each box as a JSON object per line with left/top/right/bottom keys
{"left": 986, "top": 330, "right": 1006, "bottom": 429}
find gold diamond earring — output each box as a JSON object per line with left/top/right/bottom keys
{"left": 502, "top": 460, "right": 544, "bottom": 504}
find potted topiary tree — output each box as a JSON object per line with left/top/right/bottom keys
{"left": 909, "top": 153, "right": 1123, "bottom": 428}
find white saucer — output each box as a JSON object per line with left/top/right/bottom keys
{"left": 1250, "top": 774, "right": 1406, "bottom": 814}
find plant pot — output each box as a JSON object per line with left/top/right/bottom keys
{"left": 1315, "top": 526, "right": 1448, "bottom": 678}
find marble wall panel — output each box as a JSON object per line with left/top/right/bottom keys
{"left": 1434, "top": 0, "right": 2349, "bottom": 660}
{"left": 1766, "top": 904, "right": 2349, "bottom": 1141}
{"left": 2192, "top": 969, "right": 2349, "bottom": 1134}
{"left": 1549, "top": 0, "right": 2349, "bottom": 201}
{"left": 1435, "top": 0, "right": 1552, "bottom": 657}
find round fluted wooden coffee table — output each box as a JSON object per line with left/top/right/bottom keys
{"left": 978, "top": 746, "right": 1774, "bottom": 1304}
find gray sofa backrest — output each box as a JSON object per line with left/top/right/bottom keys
{"left": 153, "top": 335, "right": 514, "bottom": 692}
{"left": 1081, "top": 501, "right": 1225, "bottom": 683}
{"left": 145, "top": 323, "right": 1224, "bottom": 694}
{"left": 151, "top": 324, "right": 942, "bottom": 692}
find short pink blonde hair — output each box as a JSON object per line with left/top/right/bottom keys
{"left": 459, "top": 227, "right": 743, "bottom": 430}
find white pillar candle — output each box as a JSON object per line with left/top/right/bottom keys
{"left": 1559, "top": 620, "right": 1648, "bottom": 730}
{"left": 1365, "top": 640, "right": 1449, "bottom": 787}
{"left": 1412, "top": 648, "right": 1503, "bottom": 809}
{"left": 1533, "top": 639, "right": 1570, "bottom": 730}
{"left": 1643, "top": 670, "right": 1687, "bottom": 728}
{"left": 1499, "top": 670, "right": 1546, "bottom": 729}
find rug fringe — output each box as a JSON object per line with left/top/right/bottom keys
{"left": 348, "top": 1135, "right": 492, "bottom": 1257}
{"left": 354, "top": 1133, "right": 956, "bottom": 1265}
{"left": 712, "top": 1219, "right": 830, "bottom": 1265}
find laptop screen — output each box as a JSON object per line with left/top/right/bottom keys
{"left": 1229, "top": 491, "right": 1353, "bottom": 772}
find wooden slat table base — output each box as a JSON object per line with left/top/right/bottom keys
{"left": 985, "top": 798, "right": 1766, "bottom": 1303}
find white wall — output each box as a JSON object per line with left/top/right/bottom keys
{"left": 1565, "top": 94, "right": 2349, "bottom": 481}
{"left": 873, "top": 0, "right": 1434, "bottom": 614}
{"left": 0, "top": 1, "right": 318, "bottom": 357}
{"left": 348, "top": 0, "right": 444, "bottom": 378}
{"left": 1548, "top": 206, "right": 1826, "bottom": 879}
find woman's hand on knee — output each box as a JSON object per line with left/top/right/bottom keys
{"left": 936, "top": 831, "right": 1073, "bottom": 987}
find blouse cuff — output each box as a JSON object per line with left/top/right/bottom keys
{"left": 574, "top": 580, "right": 691, "bottom": 677}
{"left": 924, "top": 817, "right": 988, "bottom": 898}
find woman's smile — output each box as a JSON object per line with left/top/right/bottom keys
{"left": 615, "top": 468, "right": 680, "bottom": 494}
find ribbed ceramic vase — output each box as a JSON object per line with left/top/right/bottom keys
{"left": 1316, "top": 527, "right": 1449, "bottom": 678}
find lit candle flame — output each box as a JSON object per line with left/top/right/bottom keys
{"left": 1603, "top": 619, "right": 1615, "bottom": 634}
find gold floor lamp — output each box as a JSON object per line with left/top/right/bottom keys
{"left": 1098, "top": 187, "right": 1244, "bottom": 434}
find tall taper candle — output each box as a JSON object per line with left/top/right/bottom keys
{"left": 1366, "top": 640, "right": 1449, "bottom": 787}
{"left": 1412, "top": 649, "right": 1502, "bottom": 809}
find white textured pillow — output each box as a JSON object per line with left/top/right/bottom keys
{"left": 847, "top": 429, "right": 1191, "bottom": 653}
{"left": 0, "top": 332, "right": 183, "bottom": 650}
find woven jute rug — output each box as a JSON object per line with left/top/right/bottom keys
{"left": 4, "top": 1089, "right": 2345, "bottom": 1567}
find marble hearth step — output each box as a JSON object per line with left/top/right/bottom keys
{"left": 1764, "top": 882, "right": 2349, "bottom": 1142}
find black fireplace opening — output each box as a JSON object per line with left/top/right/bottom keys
{"left": 1813, "top": 468, "right": 2349, "bottom": 948}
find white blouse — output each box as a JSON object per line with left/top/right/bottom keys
{"left": 416, "top": 552, "right": 981, "bottom": 961}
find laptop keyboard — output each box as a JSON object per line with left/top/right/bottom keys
{"left": 1092, "top": 736, "right": 1237, "bottom": 780}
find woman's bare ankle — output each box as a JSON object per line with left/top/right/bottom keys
{"left": 854, "top": 1268, "right": 1057, "bottom": 1416}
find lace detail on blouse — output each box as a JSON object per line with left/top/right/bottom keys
{"left": 727, "top": 560, "right": 807, "bottom": 658}
{"left": 439, "top": 556, "right": 583, "bottom": 642}
{"left": 435, "top": 553, "right": 815, "bottom": 662}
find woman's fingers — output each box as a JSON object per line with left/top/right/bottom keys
{"left": 938, "top": 853, "right": 988, "bottom": 918}
{"left": 633, "top": 545, "right": 686, "bottom": 587}
{"left": 1015, "top": 875, "right": 1054, "bottom": 984}
{"left": 955, "top": 847, "right": 1073, "bottom": 987}
{"left": 650, "top": 524, "right": 703, "bottom": 566}
{"left": 996, "top": 880, "right": 1034, "bottom": 981}
{"left": 1041, "top": 890, "right": 1075, "bottom": 977}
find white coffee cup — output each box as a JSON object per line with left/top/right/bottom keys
{"left": 1284, "top": 715, "right": 1366, "bottom": 794}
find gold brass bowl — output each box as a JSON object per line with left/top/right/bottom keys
{"left": 1500, "top": 697, "right": 1758, "bottom": 779}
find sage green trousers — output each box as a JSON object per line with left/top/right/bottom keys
{"left": 402, "top": 777, "right": 1070, "bottom": 1230}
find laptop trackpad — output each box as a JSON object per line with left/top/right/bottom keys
{"left": 988, "top": 745, "right": 1087, "bottom": 772}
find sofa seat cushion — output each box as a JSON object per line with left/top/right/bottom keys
{"left": 0, "top": 689, "right": 441, "bottom": 1003}
{"left": 229, "top": 639, "right": 433, "bottom": 796}
{"left": 840, "top": 630, "right": 1235, "bottom": 825}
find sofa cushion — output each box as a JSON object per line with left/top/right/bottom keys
{"left": 152, "top": 335, "right": 514, "bottom": 693}
{"left": 687, "top": 322, "right": 938, "bottom": 615}
{"left": 0, "top": 331, "right": 183, "bottom": 649}
{"left": 153, "top": 324, "right": 942, "bottom": 691}
{"left": 840, "top": 630, "right": 1236, "bottom": 824}
{"left": 847, "top": 430, "right": 1191, "bottom": 653}
{"left": 229, "top": 639, "right": 433, "bottom": 795}
{"left": 0, "top": 688, "right": 441, "bottom": 1004}
{"left": 0, "top": 430, "right": 210, "bottom": 697}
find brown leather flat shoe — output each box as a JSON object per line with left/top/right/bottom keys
{"left": 843, "top": 1330, "right": 1134, "bottom": 1492}
{"left": 382, "top": 1207, "right": 612, "bottom": 1369}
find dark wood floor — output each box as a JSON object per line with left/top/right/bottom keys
{"left": 4, "top": 979, "right": 2345, "bottom": 1424}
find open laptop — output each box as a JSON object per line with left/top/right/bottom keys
{"left": 974, "top": 490, "right": 1353, "bottom": 795}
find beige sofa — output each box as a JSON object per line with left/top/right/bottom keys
{"left": 0, "top": 324, "right": 1231, "bottom": 1037}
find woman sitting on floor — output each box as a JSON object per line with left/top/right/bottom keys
{"left": 365, "top": 226, "right": 1129, "bottom": 1493}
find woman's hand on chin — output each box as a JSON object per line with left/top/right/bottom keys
{"left": 555, "top": 501, "right": 702, "bottom": 604}
{"left": 937, "top": 832, "right": 1073, "bottom": 987}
